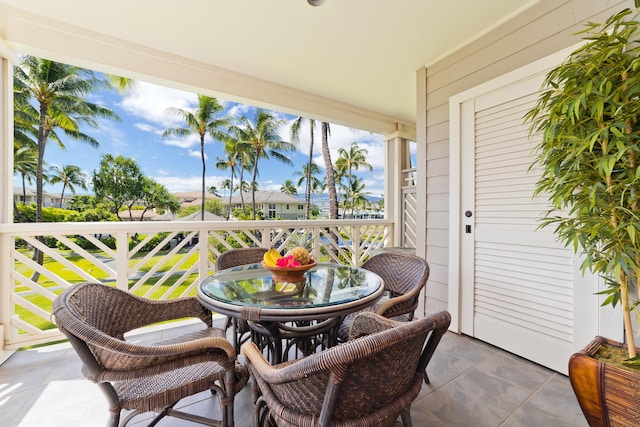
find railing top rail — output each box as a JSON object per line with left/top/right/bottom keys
{"left": 0, "top": 218, "right": 393, "bottom": 235}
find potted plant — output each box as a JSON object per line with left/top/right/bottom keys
{"left": 526, "top": 6, "right": 640, "bottom": 426}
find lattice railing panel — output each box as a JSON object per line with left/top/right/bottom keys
{"left": 0, "top": 219, "right": 392, "bottom": 349}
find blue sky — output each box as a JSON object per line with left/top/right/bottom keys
{"left": 19, "top": 79, "right": 393, "bottom": 198}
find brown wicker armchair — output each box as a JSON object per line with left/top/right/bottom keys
{"left": 52, "top": 282, "right": 248, "bottom": 427}
{"left": 216, "top": 247, "right": 268, "bottom": 353}
{"left": 337, "top": 253, "right": 429, "bottom": 340}
{"left": 242, "top": 310, "right": 451, "bottom": 427}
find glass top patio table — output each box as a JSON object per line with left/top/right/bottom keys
{"left": 197, "top": 262, "right": 384, "bottom": 322}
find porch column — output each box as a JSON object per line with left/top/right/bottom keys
{"left": 384, "top": 128, "right": 412, "bottom": 247}
{"left": 0, "top": 39, "right": 17, "bottom": 356}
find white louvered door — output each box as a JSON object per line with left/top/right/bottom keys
{"left": 459, "top": 75, "right": 578, "bottom": 373}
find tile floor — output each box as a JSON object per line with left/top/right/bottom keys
{"left": 0, "top": 319, "right": 588, "bottom": 427}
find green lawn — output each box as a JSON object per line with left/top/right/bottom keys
{"left": 13, "top": 248, "right": 202, "bottom": 331}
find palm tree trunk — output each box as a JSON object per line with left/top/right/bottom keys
{"left": 227, "top": 173, "right": 234, "bottom": 220}
{"left": 305, "top": 128, "right": 314, "bottom": 219}
{"left": 59, "top": 183, "right": 67, "bottom": 208}
{"left": 251, "top": 161, "right": 259, "bottom": 220}
{"left": 321, "top": 122, "right": 339, "bottom": 259}
{"left": 321, "top": 122, "right": 338, "bottom": 220}
{"left": 200, "top": 137, "right": 206, "bottom": 221}
{"left": 239, "top": 166, "right": 246, "bottom": 211}
{"left": 36, "top": 103, "right": 47, "bottom": 224}
{"left": 32, "top": 102, "right": 48, "bottom": 281}
{"left": 21, "top": 174, "right": 26, "bottom": 205}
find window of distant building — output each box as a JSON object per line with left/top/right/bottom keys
{"left": 298, "top": 204, "right": 304, "bottom": 210}
{"left": 286, "top": 204, "right": 290, "bottom": 210}
{"left": 268, "top": 204, "right": 276, "bottom": 219}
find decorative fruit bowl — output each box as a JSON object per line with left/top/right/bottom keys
{"left": 261, "top": 259, "right": 317, "bottom": 283}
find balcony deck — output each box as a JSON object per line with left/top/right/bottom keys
{"left": 0, "top": 318, "right": 587, "bottom": 427}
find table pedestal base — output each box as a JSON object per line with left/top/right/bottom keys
{"left": 248, "top": 317, "right": 342, "bottom": 364}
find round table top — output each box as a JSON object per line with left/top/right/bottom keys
{"left": 197, "top": 262, "right": 384, "bottom": 322}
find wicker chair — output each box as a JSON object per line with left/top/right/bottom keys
{"left": 242, "top": 310, "right": 451, "bottom": 427}
{"left": 52, "top": 282, "right": 248, "bottom": 427}
{"left": 337, "top": 253, "right": 429, "bottom": 340}
{"left": 216, "top": 247, "right": 269, "bottom": 271}
{"left": 216, "top": 247, "right": 269, "bottom": 353}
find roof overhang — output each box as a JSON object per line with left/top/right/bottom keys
{"left": 0, "top": 0, "right": 540, "bottom": 139}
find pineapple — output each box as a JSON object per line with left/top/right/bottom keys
{"left": 289, "top": 246, "right": 312, "bottom": 265}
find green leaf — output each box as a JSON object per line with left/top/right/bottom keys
{"left": 623, "top": 355, "right": 640, "bottom": 365}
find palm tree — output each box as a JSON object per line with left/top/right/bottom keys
{"left": 280, "top": 180, "right": 298, "bottom": 196}
{"left": 230, "top": 110, "right": 295, "bottom": 219}
{"left": 13, "top": 79, "right": 39, "bottom": 150}
{"left": 293, "top": 162, "right": 322, "bottom": 208}
{"left": 14, "top": 56, "right": 121, "bottom": 223}
{"left": 321, "top": 122, "right": 338, "bottom": 219}
{"left": 48, "top": 164, "right": 88, "bottom": 207}
{"left": 290, "top": 116, "right": 317, "bottom": 219}
{"left": 13, "top": 145, "right": 38, "bottom": 205}
{"left": 163, "top": 95, "right": 229, "bottom": 221}
{"left": 335, "top": 141, "right": 372, "bottom": 217}
{"left": 238, "top": 181, "right": 252, "bottom": 192}
{"left": 335, "top": 141, "right": 372, "bottom": 192}
{"left": 215, "top": 136, "right": 251, "bottom": 219}
{"left": 344, "top": 176, "right": 369, "bottom": 218}
{"left": 219, "top": 179, "right": 232, "bottom": 197}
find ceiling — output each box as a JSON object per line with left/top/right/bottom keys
{"left": 0, "top": 0, "right": 538, "bottom": 135}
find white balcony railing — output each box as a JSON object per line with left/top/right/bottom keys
{"left": 0, "top": 219, "right": 393, "bottom": 350}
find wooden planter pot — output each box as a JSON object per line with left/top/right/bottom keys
{"left": 569, "top": 336, "right": 640, "bottom": 427}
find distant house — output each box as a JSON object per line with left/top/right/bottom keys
{"left": 13, "top": 187, "right": 71, "bottom": 208}
{"left": 117, "top": 209, "right": 159, "bottom": 221}
{"left": 227, "top": 191, "right": 305, "bottom": 220}
{"left": 172, "top": 191, "right": 219, "bottom": 210}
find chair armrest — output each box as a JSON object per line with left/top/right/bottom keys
{"left": 373, "top": 292, "right": 416, "bottom": 317}
{"left": 347, "top": 311, "right": 400, "bottom": 340}
{"left": 86, "top": 332, "right": 236, "bottom": 381}
{"left": 241, "top": 342, "right": 306, "bottom": 385}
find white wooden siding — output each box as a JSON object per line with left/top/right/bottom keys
{"left": 419, "top": 0, "right": 629, "bottom": 318}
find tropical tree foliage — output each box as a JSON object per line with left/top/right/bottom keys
{"left": 291, "top": 116, "right": 317, "bottom": 219}
{"left": 138, "top": 176, "right": 180, "bottom": 221}
{"left": 47, "top": 164, "right": 88, "bottom": 207}
{"left": 335, "top": 142, "right": 372, "bottom": 217}
{"left": 230, "top": 110, "right": 295, "bottom": 219}
{"left": 215, "top": 135, "right": 251, "bottom": 219}
{"left": 163, "top": 95, "right": 229, "bottom": 220}
{"left": 92, "top": 154, "right": 144, "bottom": 218}
{"left": 280, "top": 179, "right": 298, "bottom": 196}
{"left": 293, "top": 162, "right": 322, "bottom": 211}
{"left": 525, "top": 8, "right": 640, "bottom": 357}
{"left": 13, "top": 56, "right": 122, "bottom": 223}
{"left": 13, "top": 145, "right": 38, "bottom": 205}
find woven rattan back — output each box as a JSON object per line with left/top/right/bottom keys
{"left": 362, "top": 253, "right": 429, "bottom": 318}
{"left": 245, "top": 310, "right": 451, "bottom": 427}
{"left": 216, "top": 247, "right": 268, "bottom": 270}
{"left": 53, "top": 282, "right": 213, "bottom": 371}
{"left": 53, "top": 282, "right": 247, "bottom": 427}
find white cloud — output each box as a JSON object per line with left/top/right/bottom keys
{"left": 300, "top": 124, "right": 384, "bottom": 171}
{"left": 188, "top": 150, "right": 207, "bottom": 161}
{"left": 257, "top": 180, "right": 279, "bottom": 192}
{"left": 133, "top": 122, "right": 159, "bottom": 133}
{"left": 153, "top": 174, "right": 228, "bottom": 193}
{"left": 119, "top": 81, "right": 197, "bottom": 127}
{"left": 227, "top": 103, "right": 253, "bottom": 118}
{"left": 162, "top": 133, "right": 201, "bottom": 149}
